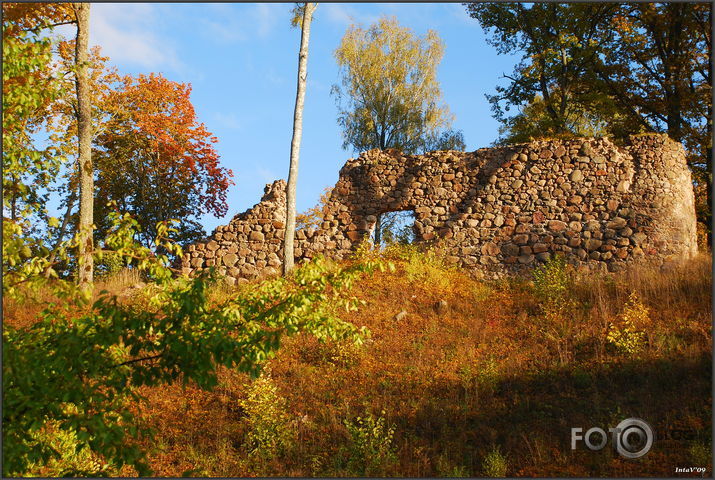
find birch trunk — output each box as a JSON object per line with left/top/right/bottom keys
{"left": 74, "top": 3, "right": 93, "bottom": 290}
{"left": 283, "top": 2, "right": 317, "bottom": 275}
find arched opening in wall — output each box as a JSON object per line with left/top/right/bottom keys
{"left": 372, "top": 210, "right": 416, "bottom": 247}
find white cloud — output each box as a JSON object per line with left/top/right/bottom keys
{"left": 89, "top": 3, "right": 182, "bottom": 71}
{"left": 321, "top": 4, "right": 379, "bottom": 28}
{"left": 254, "top": 3, "right": 279, "bottom": 38}
{"left": 256, "top": 167, "right": 279, "bottom": 184}
{"left": 265, "top": 68, "right": 285, "bottom": 86}
{"left": 201, "top": 3, "right": 286, "bottom": 44}
{"left": 212, "top": 112, "right": 243, "bottom": 130}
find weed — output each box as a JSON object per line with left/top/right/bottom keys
{"left": 458, "top": 356, "right": 499, "bottom": 404}
{"left": 343, "top": 411, "right": 397, "bottom": 476}
{"left": 436, "top": 453, "right": 470, "bottom": 477}
{"left": 481, "top": 445, "right": 508, "bottom": 477}
{"left": 532, "top": 255, "right": 579, "bottom": 364}
{"left": 240, "top": 372, "right": 294, "bottom": 460}
{"left": 606, "top": 292, "right": 649, "bottom": 356}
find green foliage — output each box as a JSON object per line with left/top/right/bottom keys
{"left": 532, "top": 255, "right": 579, "bottom": 364}
{"left": 2, "top": 206, "right": 382, "bottom": 476}
{"left": 495, "top": 94, "right": 614, "bottom": 145}
{"left": 606, "top": 292, "right": 648, "bottom": 356}
{"left": 241, "top": 372, "right": 294, "bottom": 459}
{"left": 332, "top": 16, "right": 462, "bottom": 154}
{"left": 24, "top": 417, "right": 114, "bottom": 477}
{"left": 2, "top": 26, "right": 66, "bottom": 225}
{"left": 481, "top": 446, "right": 508, "bottom": 477}
{"left": 343, "top": 412, "right": 397, "bottom": 476}
{"left": 378, "top": 210, "right": 416, "bottom": 246}
{"left": 94, "top": 250, "right": 126, "bottom": 278}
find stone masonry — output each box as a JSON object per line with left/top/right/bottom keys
{"left": 180, "top": 133, "right": 697, "bottom": 283}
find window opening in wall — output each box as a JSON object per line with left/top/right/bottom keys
{"left": 373, "top": 210, "right": 416, "bottom": 248}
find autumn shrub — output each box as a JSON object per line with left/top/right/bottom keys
{"left": 689, "top": 440, "right": 711, "bottom": 467}
{"left": 383, "top": 243, "right": 457, "bottom": 295}
{"left": 241, "top": 371, "right": 294, "bottom": 460}
{"left": 481, "top": 445, "right": 508, "bottom": 477}
{"left": 3, "top": 208, "right": 383, "bottom": 476}
{"left": 23, "top": 417, "right": 114, "bottom": 477}
{"left": 342, "top": 411, "right": 397, "bottom": 476}
{"left": 532, "top": 254, "right": 580, "bottom": 364}
{"left": 606, "top": 291, "right": 648, "bottom": 356}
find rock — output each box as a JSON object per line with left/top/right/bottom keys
{"left": 222, "top": 253, "right": 238, "bottom": 267}
{"left": 501, "top": 244, "right": 520, "bottom": 256}
{"left": 616, "top": 180, "right": 631, "bottom": 193}
{"left": 513, "top": 234, "right": 529, "bottom": 245}
{"left": 518, "top": 254, "right": 535, "bottom": 264}
{"left": 249, "top": 231, "right": 265, "bottom": 242}
{"left": 548, "top": 220, "right": 567, "bottom": 232}
{"left": 570, "top": 170, "right": 583, "bottom": 182}
{"left": 607, "top": 217, "right": 627, "bottom": 230}
{"left": 584, "top": 238, "right": 603, "bottom": 251}
{"left": 435, "top": 300, "right": 449, "bottom": 315}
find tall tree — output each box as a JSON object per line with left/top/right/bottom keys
{"left": 2, "top": 3, "right": 72, "bottom": 226}
{"left": 44, "top": 43, "right": 119, "bottom": 271}
{"left": 284, "top": 2, "right": 317, "bottom": 275}
{"left": 94, "top": 73, "right": 233, "bottom": 249}
{"left": 72, "top": 3, "right": 93, "bottom": 290}
{"left": 332, "top": 16, "right": 464, "bottom": 244}
{"left": 466, "top": 2, "right": 712, "bottom": 233}
{"left": 464, "top": 3, "right": 622, "bottom": 139}
{"left": 596, "top": 3, "right": 712, "bottom": 232}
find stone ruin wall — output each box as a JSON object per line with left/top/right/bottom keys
{"left": 180, "top": 134, "right": 697, "bottom": 284}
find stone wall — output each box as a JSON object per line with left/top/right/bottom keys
{"left": 180, "top": 134, "right": 697, "bottom": 283}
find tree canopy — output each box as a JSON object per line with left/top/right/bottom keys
{"left": 466, "top": 2, "right": 712, "bottom": 230}
{"left": 94, "top": 73, "right": 234, "bottom": 248}
{"left": 332, "top": 16, "right": 464, "bottom": 155}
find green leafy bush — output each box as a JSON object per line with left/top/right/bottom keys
{"left": 532, "top": 254, "right": 579, "bottom": 364}
{"left": 241, "top": 371, "right": 294, "bottom": 459}
{"left": 3, "top": 209, "right": 382, "bottom": 476}
{"left": 481, "top": 445, "right": 508, "bottom": 477}
{"left": 343, "top": 411, "right": 397, "bottom": 476}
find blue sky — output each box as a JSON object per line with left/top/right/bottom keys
{"left": 67, "top": 2, "right": 520, "bottom": 234}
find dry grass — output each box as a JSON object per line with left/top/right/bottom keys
{"left": 4, "top": 250, "right": 710, "bottom": 476}
{"left": 129, "top": 249, "right": 711, "bottom": 477}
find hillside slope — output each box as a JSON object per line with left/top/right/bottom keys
{"left": 137, "top": 248, "right": 711, "bottom": 477}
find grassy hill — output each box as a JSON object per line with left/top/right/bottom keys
{"left": 5, "top": 247, "right": 711, "bottom": 477}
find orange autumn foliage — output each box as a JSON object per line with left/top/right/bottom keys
{"left": 94, "top": 73, "right": 234, "bottom": 246}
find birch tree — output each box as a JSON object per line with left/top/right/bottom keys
{"left": 73, "top": 2, "right": 93, "bottom": 290}
{"left": 283, "top": 2, "right": 317, "bottom": 274}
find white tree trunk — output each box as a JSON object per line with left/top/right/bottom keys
{"left": 74, "top": 3, "right": 93, "bottom": 290}
{"left": 283, "top": 2, "right": 317, "bottom": 275}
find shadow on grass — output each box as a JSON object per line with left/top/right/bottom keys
{"left": 400, "top": 353, "right": 711, "bottom": 477}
